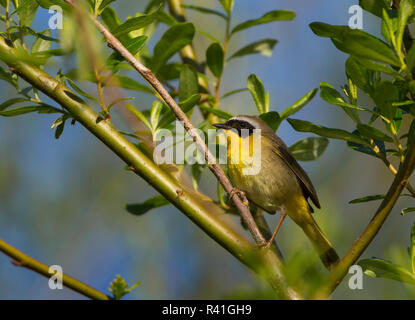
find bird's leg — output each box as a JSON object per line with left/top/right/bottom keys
{"left": 229, "top": 188, "right": 248, "bottom": 206}
{"left": 263, "top": 211, "right": 287, "bottom": 249}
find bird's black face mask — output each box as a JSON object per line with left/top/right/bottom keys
{"left": 213, "top": 120, "right": 256, "bottom": 138}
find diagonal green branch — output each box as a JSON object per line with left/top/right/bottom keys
{"left": 0, "top": 238, "right": 109, "bottom": 300}
{"left": 0, "top": 37, "right": 300, "bottom": 300}
{"left": 314, "top": 136, "right": 415, "bottom": 299}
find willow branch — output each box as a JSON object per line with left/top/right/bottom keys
{"left": 65, "top": 0, "right": 266, "bottom": 246}
{"left": 0, "top": 37, "right": 300, "bottom": 299}
{"left": 0, "top": 238, "right": 109, "bottom": 300}
{"left": 314, "top": 136, "right": 415, "bottom": 299}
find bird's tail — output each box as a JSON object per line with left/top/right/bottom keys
{"left": 300, "top": 215, "right": 339, "bottom": 271}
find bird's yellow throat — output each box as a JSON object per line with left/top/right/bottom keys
{"left": 224, "top": 129, "right": 258, "bottom": 167}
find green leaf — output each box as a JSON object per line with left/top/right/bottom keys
{"left": 221, "top": 88, "right": 248, "bottom": 99}
{"left": 346, "top": 31, "right": 401, "bottom": 66}
{"left": 407, "top": 42, "right": 415, "bottom": 72}
{"left": 191, "top": 164, "right": 204, "bottom": 191}
{"left": 67, "top": 79, "right": 97, "bottom": 101}
{"left": 206, "top": 42, "right": 224, "bottom": 78}
{"left": 50, "top": 114, "right": 65, "bottom": 129}
{"left": 408, "top": 119, "right": 415, "bottom": 147}
{"left": 373, "top": 81, "right": 399, "bottom": 121}
{"left": 14, "top": 0, "right": 39, "bottom": 26}
{"left": 289, "top": 137, "right": 329, "bottom": 162}
{"left": 182, "top": 4, "right": 226, "bottom": 19}
{"left": 347, "top": 56, "right": 398, "bottom": 89}
{"left": 0, "top": 105, "right": 62, "bottom": 117}
{"left": 52, "top": 115, "right": 68, "bottom": 139}
{"left": 0, "top": 98, "right": 28, "bottom": 111}
{"left": 310, "top": 22, "right": 401, "bottom": 67}
{"left": 97, "top": 0, "right": 115, "bottom": 14}
{"left": 145, "top": 0, "right": 163, "bottom": 13}
{"left": 125, "top": 195, "right": 169, "bottom": 215}
{"left": 179, "top": 94, "right": 201, "bottom": 111}
{"left": 259, "top": 111, "right": 281, "bottom": 132}
{"left": 66, "top": 70, "right": 154, "bottom": 95}
{"left": 358, "top": 258, "right": 415, "bottom": 285}
{"left": 381, "top": 9, "right": 398, "bottom": 46}
{"left": 152, "top": 23, "right": 195, "bottom": 73}
{"left": 113, "top": 9, "right": 159, "bottom": 37}
{"left": 280, "top": 88, "right": 317, "bottom": 120}
{"left": 288, "top": 118, "right": 370, "bottom": 146}
{"left": 157, "top": 63, "right": 182, "bottom": 81}
{"left": 218, "top": 0, "right": 234, "bottom": 15}
{"left": 32, "top": 29, "right": 52, "bottom": 53}
{"left": 158, "top": 94, "right": 201, "bottom": 128}
{"left": 112, "top": 76, "right": 154, "bottom": 94}
{"left": 179, "top": 64, "right": 199, "bottom": 102}
{"left": 106, "top": 36, "right": 147, "bottom": 66}
{"left": 320, "top": 82, "right": 361, "bottom": 122}
{"left": 402, "top": 207, "right": 415, "bottom": 216}
{"left": 359, "top": 0, "right": 391, "bottom": 18}
{"left": 350, "top": 193, "right": 411, "bottom": 204}
{"left": 0, "top": 66, "right": 17, "bottom": 87}
{"left": 195, "top": 28, "right": 219, "bottom": 42}
{"left": 349, "top": 194, "right": 387, "bottom": 204}
{"left": 347, "top": 130, "right": 385, "bottom": 158}
{"left": 357, "top": 124, "right": 393, "bottom": 142}
{"left": 346, "top": 56, "right": 372, "bottom": 94}
{"left": 232, "top": 10, "right": 296, "bottom": 35}
{"left": 320, "top": 82, "right": 351, "bottom": 108}
{"left": 35, "top": 0, "right": 71, "bottom": 11}
{"left": 107, "top": 97, "right": 134, "bottom": 111}
{"left": 108, "top": 274, "right": 141, "bottom": 300}
{"left": 150, "top": 100, "right": 163, "bottom": 130}
{"left": 309, "top": 22, "right": 348, "bottom": 38}
{"left": 397, "top": 0, "right": 415, "bottom": 53}
{"left": 391, "top": 107, "right": 402, "bottom": 134}
{"left": 125, "top": 103, "right": 152, "bottom": 130}
{"left": 247, "top": 74, "right": 268, "bottom": 114}
{"left": 157, "top": 10, "right": 178, "bottom": 26}
{"left": 198, "top": 105, "right": 233, "bottom": 120}
{"left": 228, "top": 39, "right": 277, "bottom": 60}
{"left": 100, "top": 6, "right": 122, "bottom": 32}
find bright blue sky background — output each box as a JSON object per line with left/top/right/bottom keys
{"left": 0, "top": 0, "right": 414, "bottom": 299}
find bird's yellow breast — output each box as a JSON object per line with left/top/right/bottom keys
{"left": 225, "top": 130, "right": 256, "bottom": 166}
{"left": 224, "top": 129, "right": 304, "bottom": 214}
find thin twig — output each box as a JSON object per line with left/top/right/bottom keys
{"left": 0, "top": 238, "right": 110, "bottom": 300}
{"left": 65, "top": 0, "right": 266, "bottom": 245}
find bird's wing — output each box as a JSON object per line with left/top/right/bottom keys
{"left": 270, "top": 134, "right": 321, "bottom": 209}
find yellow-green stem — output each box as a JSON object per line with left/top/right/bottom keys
{"left": 0, "top": 238, "right": 109, "bottom": 300}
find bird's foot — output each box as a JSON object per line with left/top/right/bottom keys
{"left": 229, "top": 188, "right": 248, "bottom": 206}
{"left": 258, "top": 239, "right": 273, "bottom": 250}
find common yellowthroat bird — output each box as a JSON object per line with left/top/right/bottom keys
{"left": 213, "top": 115, "right": 339, "bottom": 270}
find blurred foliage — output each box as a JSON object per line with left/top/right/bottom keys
{"left": 359, "top": 223, "right": 415, "bottom": 286}
{"left": 108, "top": 274, "right": 141, "bottom": 300}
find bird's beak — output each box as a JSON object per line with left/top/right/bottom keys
{"left": 213, "top": 123, "right": 231, "bottom": 130}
